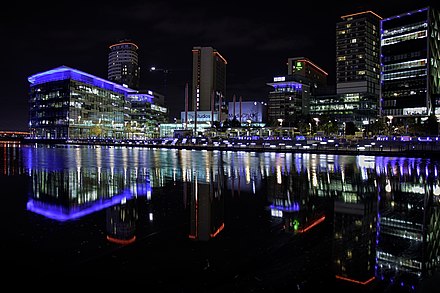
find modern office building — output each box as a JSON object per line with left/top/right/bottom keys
{"left": 380, "top": 7, "right": 440, "bottom": 123}
{"left": 108, "top": 40, "right": 140, "bottom": 89}
{"left": 335, "top": 11, "right": 382, "bottom": 126}
{"left": 191, "top": 46, "right": 227, "bottom": 116}
{"left": 287, "top": 57, "right": 328, "bottom": 95}
{"left": 28, "top": 65, "right": 167, "bottom": 140}
{"left": 266, "top": 75, "right": 311, "bottom": 125}
{"left": 126, "top": 91, "right": 168, "bottom": 139}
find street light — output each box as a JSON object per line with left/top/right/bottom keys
{"left": 386, "top": 115, "right": 393, "bottom": 136}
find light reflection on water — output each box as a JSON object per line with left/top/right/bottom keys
{"left": 1, "top": 143, "right": 439, "bottom": 291}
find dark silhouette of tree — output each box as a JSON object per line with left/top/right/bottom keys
{"left": 345, "top": 121, "right": 358, "bottom": 135}
{"left": 426, "top": 114, "right": 439, "bottom": 136}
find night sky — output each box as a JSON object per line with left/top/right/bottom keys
{"left": 0, "top": 0, "right": 435, "bottom": 131}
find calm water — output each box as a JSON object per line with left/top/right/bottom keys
{"left": 1, "top": 143, "right": 439, "bottom": 292}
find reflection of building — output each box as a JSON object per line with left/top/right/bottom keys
{"left": 187, "top": 169, "right": 224, "bottom": 241}
{"left": 381, "top": 7, "right": 440, "bottom": 120}
{"left": 108, "top": 40, "right": 140, "bottom": 90}
{"left": 375, "top": 160, "right": 440, "bottom": 291}
{"left": 25, "top": 147, "right": 152, "bottom": 221}
{"left": 26, "top": 168, "right": 131, "bottom": 221}
{"left": 106, "top": 198, "right": 137, "bottom": 245}
{"left": 267, "top": 161, "right": 327, "bottom": 234}
{"left": 333, "top": 176, "right": 377, "bottom": 285}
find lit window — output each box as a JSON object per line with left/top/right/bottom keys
{"left": 351, "top": 39, "right": 357, "bottom": 43}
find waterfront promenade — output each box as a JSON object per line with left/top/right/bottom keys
{"left": 21, "top": 136, "right": 440, "bottom": 158}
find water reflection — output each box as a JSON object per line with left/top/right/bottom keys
{"left": 186, "top": 166, "right": 225, "bottom": 241}
{"left": 1, "top": 145, "right": 439, "bottom": 290}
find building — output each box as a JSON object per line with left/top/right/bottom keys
{"left": 287, "top": 57, "right": 328, "bottom": 95}
{"left": 28, "top": 66, "right": 167, "bottom": 140}
{"left": 191, "top": 46, "right": 227, "bottom": 116}
{"left": 336, "top": 11, "right": 382, "bottom": 126}
{"left": 380, "top": 7, "right": 440, "bottom": 123}
{"left": 267, "top": 75, "right": 311, "bottom": 125}
{"left": 126, "top": 91, "right": 168, "bottom": 139}
{"left": 108, "top": 40, "right": 140, "bottom": 89}
{"left": 227, "top": 100, "right": 267, "bottom": 125}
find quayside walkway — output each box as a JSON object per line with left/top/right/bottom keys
{"left": 21, "top": 136, "right": 440, "bottom": 158}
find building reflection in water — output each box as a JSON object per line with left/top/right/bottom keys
{"left": 375, "top": 157, "right": 440, "bottom": 291}
{"left": 0, "top": 142, "right": 24, "bottom": 176}
{"left": 25, "top": 146, "right": 153, "bottom": 245}
{"left": 186, "top": 156, "right": 225, "bottom": 242}
{"left": 11, "top": 145, "right": 439, "bottom": 288}
{"left": 264, "top": 153, "right": 440, "bottom": 291}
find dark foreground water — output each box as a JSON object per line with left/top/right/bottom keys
{"left": 1, "top": 143, "right": 439, "bottom": 292}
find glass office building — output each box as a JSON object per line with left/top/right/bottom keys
{"left": 381, "top": 7, "right": 440, "bottom": 121}
{"left": 28, "top": 66, "right": 167, "bottom": 140}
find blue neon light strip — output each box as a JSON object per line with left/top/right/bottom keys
{"left": 26, "top": 189, "right": 134, "bottom": 221}
{"left": 27, "top": 66, "right": 137, "bottom": 95}
{"left": 270, "top": 203, "right": 300, "bottom": 212}
{"left": 382, "top": 7, "right": 428, "bottom": 22}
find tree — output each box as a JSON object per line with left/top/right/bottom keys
{"left": 345, "top": 121, "right": 358, "bottom": 135}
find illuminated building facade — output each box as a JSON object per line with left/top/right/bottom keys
{"left": 287, "top": 57, "right": 328, "bottom": 95}
{"left": 227, "top": 101, "right": 267, "bottom": 124}
{"left": 335, "top": 11, "right": 382, "bottom": 126}
{"left": 28, "top": 66, "right": 167, "bottom": 140}
{"left": 380, "top": 7, "right": 440, "bottom": 121}
{"left": 267, "top": 75, "right": 310, "bottom": 125}
{"left": 108, "top": 40, "right": 140, "bottom": 89}
{"left": 191, "top": 46, "right": 227, "bottom": 116}
{"left": 126, "top": 92, "right": 168, "bottom": 139}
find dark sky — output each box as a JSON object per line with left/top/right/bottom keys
{"left": 0, "top": 0, "right": 435, "bottom": 130}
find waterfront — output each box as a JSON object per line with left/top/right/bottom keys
{"left": 2, "top": 142, "right": 440, "bottom": 292}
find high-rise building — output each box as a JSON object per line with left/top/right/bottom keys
{"left": 380, "top": 7, "right": 440, "bottom": 122}
{"left": 336, "top": 11, "right": 382, "bottom": 126}
{"left": 108, "top": 40, "right": 140, "bottom": 89}
{"left": 191, "top": 46, "right": 227, "bottom": 116}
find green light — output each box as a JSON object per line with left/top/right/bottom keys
{"left": 292, "top": 219, "right": 299, "bottom": 230}
{"left": 295, "top": 61, "right": 303, "bottom": 71}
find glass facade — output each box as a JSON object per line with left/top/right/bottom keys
{"left": 28, "top": 66, "right": 167, "bottom": 140}
{"left": 381, "top": 7, "right": 440, "bottom": 119}
{"left": 267, "top": 76, "right": 310, "bottom": 125}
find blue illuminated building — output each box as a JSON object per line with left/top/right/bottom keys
{"left": 28, "top": 66, "right": 167, "bottom": 140}
{"left": 380, "top": 7, "right": 440, "bottom": 122}
{"left": 267, "top": 75, "right": 309, "bottom": 124}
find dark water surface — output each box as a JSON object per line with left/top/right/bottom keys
{"left": 1, "top": 143, "right": 439, "bottom": 292}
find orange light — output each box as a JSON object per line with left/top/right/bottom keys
{"left": 297, "top": 215, "right": 325, "bottom": 233}
{"left": 210, "top": 223, "right": 225, "bottom": 238}
{"left": 109, "top": 42, "right": 139, "bottom": 50}
{"left": 214, "top": 51, "right": 228, "bottom": 64}
{"left": 296, "top": 59, "right": 328, "bottom": 76}
{"left": 336, "top": 275, "right": 375, "bottom": 285}
{"left": 106, "top": 235, "right": 136, "bottom": 245}
{"left": 340, "top": 11, "right": 382, "bottom": 20}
